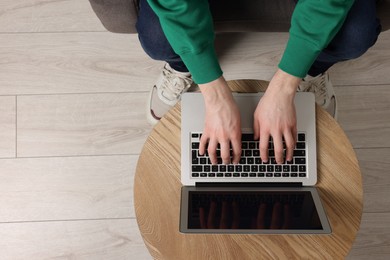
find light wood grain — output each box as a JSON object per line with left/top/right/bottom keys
{"left": 1, "top": 31, "right": 390, "bottom": 96}
{"left": 134, "top": 80, "right": 363, "bottom": 259}
{"left": 0, "top": 96, "right": 16, "bottom": 158}
{"left": 0, "top": 33, "right": 161, "bottom": 96}
{"left": 329, "top": 30, "right": 390, "bottom": 86}
{"left": 0, "top": 155, "right": 137, "bottom": 222}
{"left": 336, "top": 84, "right": 390, "bottom": 148}
{"left": 217, "top": 31, "right": 390, "bottom": 85}
{"left": 354, "top": 148, "right": 390, "bottom": 213}
{"left": 347, "top": 213, "right": 390, "bottom": 260}
{"left": 17, "top": 93, "right": 151, "bottom": 157}
{"left": 0, "top": 0, "right": 104, "bottom": 33}
{"left": 0, "top": 218, "right": 151, "bottom": 260}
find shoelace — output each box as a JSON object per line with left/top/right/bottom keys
{"left": 160, "top": 67, "right": 192, "bottom": 101}
{"left": 299, "top": 74, "right": 328, "bottom": 105}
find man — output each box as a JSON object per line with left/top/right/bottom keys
{"left": 136, "top": 0, "right": 381, "bottom": 165}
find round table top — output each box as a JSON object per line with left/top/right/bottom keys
{"left": 134, "top": 80, "right": 363, "bottom": 259}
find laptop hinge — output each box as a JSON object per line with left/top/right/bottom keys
{"left": 195, "top": 182, "right": 302, "bottom": 188}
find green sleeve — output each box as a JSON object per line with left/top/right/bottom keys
{"left": 279, "top": 0, "right": 355, "bottom": 78}
{"left": 146, "top": 0, "right": 222, "bottom": 84}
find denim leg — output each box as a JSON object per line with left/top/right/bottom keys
{"left": 136, "top": 0, "right": 188, "bottom": 72}
{"left": 308, "top": 0, "right": 382, "bottom": 76}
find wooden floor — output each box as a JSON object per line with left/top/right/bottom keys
{"left": 0, "top": 1, "right": 389, "bottom": 259}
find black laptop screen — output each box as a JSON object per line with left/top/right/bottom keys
{"left": 187, "top": 191, "right": 323, "bottom": 230}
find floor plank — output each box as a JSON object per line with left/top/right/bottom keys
{"left": 355, "top": 148, "right": 390, "bottom": 213}
{"left": 335, "top": 84, "right": 390, "bottom": 148}
{"left": 347, "top": 213, "right": 390, "bottom": 260}
{"left": 0, "top": 96, "right": 16, "bottom": 158}
{"left": 0, "top": 218, "right": 151, "bottom": 260}
{"left": 17, "top": 93, "right": 151, "bottom": 157}
{"left": 1, "top": 31, "right": 390, "bottom": 96}
{"left": 0, "top": 33, "right": 160, "bottom": 96}
{"left": 0, "top": 0, "right": 104, "bottom": 33}
{"left": 217, "top": 31, "right": 390, "bottom": 85}
{"left": 0, "top": 155, "right": 137, "bottom": 222}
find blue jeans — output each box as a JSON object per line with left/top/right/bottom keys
{"left": 136, "top": 0, "right": 381, "bottom": 76}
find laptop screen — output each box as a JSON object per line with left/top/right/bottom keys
{"left": 180, "top": 187, "right": 331, "bottom": 234}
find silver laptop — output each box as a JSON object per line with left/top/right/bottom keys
{"left": 179, "top": 92, "right": 331, "bottom": 234}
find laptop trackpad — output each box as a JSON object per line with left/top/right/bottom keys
{"left": 179, "top": 186, "right": 331, "bottom": 234}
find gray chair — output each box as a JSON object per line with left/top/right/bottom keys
{"left": 89, "top": 0, "right": 389, "bottom": 34}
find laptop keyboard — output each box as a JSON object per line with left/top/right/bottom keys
{"left": 191, "top": 132, "right": 307, "bottom": 178}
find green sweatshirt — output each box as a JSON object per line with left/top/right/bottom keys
{"left": 147, "top": 0, "right": 355, "bottom": 84}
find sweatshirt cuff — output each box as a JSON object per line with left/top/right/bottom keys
{"left": 180, "top": 44, "right": 223, "bottom": 84}
{"left": 278, "top": 34, "right": 321, "bottom": 78}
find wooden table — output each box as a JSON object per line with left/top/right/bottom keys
{"left": 134, "top": 80, "right": 363, "bottom": 259}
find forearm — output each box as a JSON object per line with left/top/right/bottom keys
{"left": 146, "top": 0, "right": 222, "bottom": 84}
{"left": 279, "top": 0, "right": 355, "bottom": 78}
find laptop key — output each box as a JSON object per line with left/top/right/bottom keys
{"left": 235, "top": 165, "right": 243, "bottom": 172}
{"left": 244, "top": 166, "right": 250, "bottom": 172}
{"left": 192, "top": 166, "right": 202, "bottom": 172}
{"left": 228, "top": 165, "right": 234, "bottom": 172}
{"left": 251, "top": 165, "right": 258, "bottom": 172}
{"left": 247, "top": 158, "right": 254, "bottom": 164}
{"left": 233, "top": 173, "right": 240, "bottom": 177}
{"left": 283, "top": 165, "right": 290, "bottom": 172}
{"left": 291, "top": 165, "right": 298, "bottom": 172}
{"left": 275, "top": 173, "right": 281, "bottom": 177}
{"left": 200, "top": 173, "right": 207, "bottom": 177}
{"left": 296, "top": 142, "right": 306, "bottom": 149}
{"left": 295, "top": 158, "right": 306, "bottom": 164}
{"left": 298, "top": 133, "right": 305, "bottom": 141}
{"left": 258, "top": 173, "right": 265, "bottom": 177}
{"left": 217, "top": 173, "right": 223, "bottom": 177}
{"left": 266, "top": 173, "right": 273, "bottom": 177}
{"left": 192, "top": 142, "right": 199, "bottom": 149}
{"left": 241, "top": 173, "right": 249, "bottom": 177}
{"left": 208, "top": 173, "right": 215, "bottom": 177}
{"left": 259, "top": 165, "right": 266, "bottom": 172}
{"left": 282, "top": 173, "right": 289, "bottom": 177}
{"left": 212, "top": 165, "right": 218, "bottom": 172}
{"left": 225, "top": 173, "right": 232, "bottom": 177}
{"left": 299, "top": 165, "right": 306, "bottom": 172}
{"left": 293, "top": 150, "right": 306, "bottom": 156}
{"left": 204, "top": 165, "right": 211, "bottom": 172}
{"left": 192, "top": 173, "right": 199, "bottom": 177}
{"left": 299, "top": 173, "right": 307, "bottom": 177}
{"left": 249, "top": 173, "right": 257, "bottom": 177}
{"left": 242, "top": 134, "right": 254, "bottom": 141}
{"left": 291, "top": 172, "right": 298, "bottom": 177}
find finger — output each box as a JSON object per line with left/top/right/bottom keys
{"left": 256, "top": 203, "right": 267, "bottom": 229}
{"left": 207, "top": 139, "right": 218, "bottom": 165}
{"left": 272, "top": 134, "right": 284, "bottom": 164}
{"left": 219, "top": 201, "right": 229, "bottom": 229}
{"left": 199, "top": 134, "right": 208, "bottom": 156}
{"left": 253, "top": 117, "right": 260, "bottom": 140}
{"left": 207, "top": 201, "right": 217, "bottom": 229}
{"left": 283, "top": 130, "right": 295, "bottom": 162}
{"left": 220, "top": 140, "right": 231, "bottom": 164}
{"left": 270, "top": 201, "right": 282, "bottom": 229}
{"left": 199, "top": 207, "right": 207, "bottom": 229}
{"left": 259, "top": 132, "right": 270, "bottom": 163}
{"left": 231, "top": 137, "right": 242, "bottom": 164}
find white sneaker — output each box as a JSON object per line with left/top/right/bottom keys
{"left": 298, "top": 72, "right": 338, "bottom": 119}
{"left": 147, "top": 63, "right": 193, "bottom": 125}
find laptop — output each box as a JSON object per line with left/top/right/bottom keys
{"left": 179, "top": 92, "right": 331, "bottom": 234}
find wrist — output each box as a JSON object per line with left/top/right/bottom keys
{"left": 199, "top": 76, "right": 233, "bottom": 103}
{"left": 268, "top": 69, "right": 301, "bottom": 96}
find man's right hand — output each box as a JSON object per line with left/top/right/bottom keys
{"left": 198, "top": 76, "right": 242, "bottom": 165}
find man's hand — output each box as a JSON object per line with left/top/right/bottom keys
{"left": 254, "top": 69, "right": 301, "bottom": 164}
{"left": 198, "top": 76, "right": 242, "bottom": 164}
